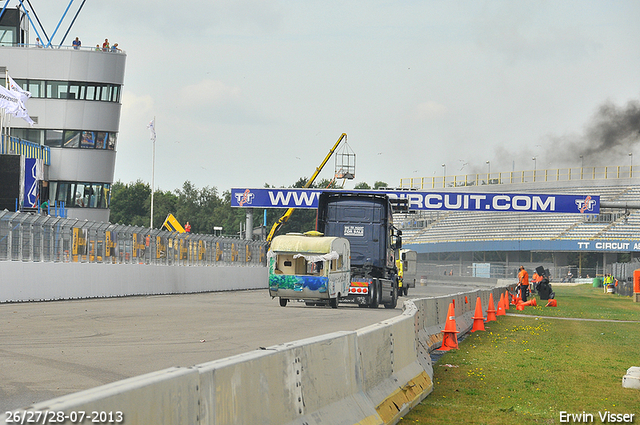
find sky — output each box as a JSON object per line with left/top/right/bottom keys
{"left": 25, "top": 1, "right": 640, "bottom": 193}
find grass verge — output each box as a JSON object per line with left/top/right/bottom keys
{"left": 400, "top": 285, "right": 640, "bottom": 424}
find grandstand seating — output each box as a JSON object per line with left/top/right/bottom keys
{"left": 397, "top": 182, "right": 640, "bottom": 245}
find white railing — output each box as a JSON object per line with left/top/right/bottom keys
{"left": 400, "top": 166, "right": 637, "bottom": 189}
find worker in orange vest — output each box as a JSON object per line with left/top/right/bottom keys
{"left": 518, "top": 266, "right": 530, "bottom": 302}
{"left": 531, "top": 271, "right": 539, "bottom": 294}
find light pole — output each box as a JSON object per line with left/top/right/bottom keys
{"left": 441, "top": 163, "right": 446, "bottom": 188}
{"left": 580, "top": 155, "right": 584, "bottom": 179}
{"left": 629, "top": 153, "right": 633, "bottom": 177}
{"left": 532, "top": 157, "right": 537, "bottom": 181}
{"left": 147, "top": 117, "right": 156, "bottom": 228}
{"left": 486, "top": 160, "right": 491, "bottom": 183}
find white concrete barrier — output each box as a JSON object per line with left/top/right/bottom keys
{"left": 196, "top": 331, "right": 374, "bottom": 425}
{"left": 13, "top": 367, "right": 200, "bottom": 425}
{"left": 9, "top": 285, "right": 512, "bottom": 425}
{"left": 357, "top": 309, "right": 432, "bottom": 424}
{"left": 0, "top": 263, "right": 267, "bottom": 302}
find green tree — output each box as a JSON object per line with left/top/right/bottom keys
{"left": 109, "top": 176, "right": 359, "bottom": 237}
{"left": 109, "top": 180, "right": 151, "bottom": 226}
{"left": 374, "top": 181, "right": 388, "bottom": 189}
{"left": 354, "top": 181, "right": 371, "bottom": 189}
{"left": 173, "top": 181, "right": 224, "bottom": 234}
{"left": 316, "top": 178, "right": 338, "bottom": 189}
{"left": 151, "top": 189, "right": 178, "bottom": 229}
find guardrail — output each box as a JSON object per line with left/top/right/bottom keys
{"left": 8, "top": 43, "right": 126, "bottom": 54}
{"left": 9, "top": 285, "right": 512, "bottom": 424}
{"left": 0, "top": 210, "right": 267, "bottom": 266}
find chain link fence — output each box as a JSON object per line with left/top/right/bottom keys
{"left": 0, "top": 210, "right": 267, "bottom": 266}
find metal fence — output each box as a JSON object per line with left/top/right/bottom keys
{"left": 0, "top": 210, "right": 267, "bottom": 266}
{"left": 400, "top": 165, "right": 638, "bottom": 189}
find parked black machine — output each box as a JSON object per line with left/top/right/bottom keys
{"left": 535, "top": 265, "right": 555, "bottom": 300}
{"left": 316, "top": 192, "right": 403, "bottom": 309}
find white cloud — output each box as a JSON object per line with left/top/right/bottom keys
{"left": 26, "top": 0, "right": 640, "bottom": 191}
{"left": 413, "top": 101, "right": 448, "bottom": 121}
{"left": 179, "top": 80, "right": 241, "bottom": 109}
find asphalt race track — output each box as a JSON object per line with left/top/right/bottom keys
{"left": 1, "top": 283, "right": 471, "bottom": 412}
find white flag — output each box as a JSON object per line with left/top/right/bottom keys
{"left": 0, "top": 84, "right": 34, "bottom": 126}
{"left": 147, "top": 119, "right": 156, "bottom": 141}
{"left": 8, "top": 75, "right": 31, "bottom": 103}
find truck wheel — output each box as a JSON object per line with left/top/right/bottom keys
{"left": 279, "top": 298, "right": 288, "bottom": 307}
{"left": 329, "top": 297, "right": 338, "bottom": 309}
{"left": 384, "top": 285, "right": 398, "bottom": 309}
{"left": 369, "top": 281, "right": 379, "bottom": 308}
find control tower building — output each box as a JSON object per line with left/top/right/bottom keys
{"left": 0, "top": 6, "right": 126, "bottom": 222}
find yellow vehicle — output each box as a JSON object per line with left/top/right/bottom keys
{"left": 396, "top": 249, "right": 417, "bottom": 296}
{"left": 162, "top": 213, "right": 185, "bottom": 233}
{"left": 396, "top": 257, "right": 405, "bottom": 295}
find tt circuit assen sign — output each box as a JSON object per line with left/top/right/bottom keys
{"left": 231, "top": 188, "right": 600, "bottom": 215}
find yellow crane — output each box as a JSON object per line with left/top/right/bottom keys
{"left": 266, "top": 133, "right": 347, "bottom": 243}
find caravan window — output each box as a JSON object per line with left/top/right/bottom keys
{"left": 276, "top": 255, "right": 305, "bottom": 275}
{"left": 330, "top": 255, "right": 344, "bottom": 271}
{"left": 306, "top": 261, "right": 324, "bottom": 275}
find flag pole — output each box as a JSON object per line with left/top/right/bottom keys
{"left": 150, "top": 116, "right": 156, "bottom": 229}
{"left": 2, "top": 68, "right": 7, "bottom": 141}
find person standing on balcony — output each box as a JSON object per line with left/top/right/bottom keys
{"left": 72, "top": 37, "right": 81, "bottom": 49}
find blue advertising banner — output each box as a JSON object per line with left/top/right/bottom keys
{"left": 231, "top": 188, "right": 600, "bottom": 214}
{"left": 405, "top": 239, "right": 640, "bottom": 253}
{"left": 23, "top": 158, "right": 39, "bottom": 208}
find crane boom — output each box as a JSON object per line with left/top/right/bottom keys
{"left": 266, "top": 133, "right": 347, "bottom": 242}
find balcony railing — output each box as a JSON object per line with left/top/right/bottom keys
{"left": 399, "top": 166, "right": 637, "bottom": 189}
{"left": 1, "top": 134, "right": 50, "bottom": 165}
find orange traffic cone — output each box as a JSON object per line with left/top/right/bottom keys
{"left": 497, "top": 293, "right": 506, "bottom": 316}
{"left": 440, "top": 302, "right": 459, "bottom": 350}
{"left": 521, "top": 298, "right": 537, "bottom": 307}
{"left": 516, "top": 303, "right": 525, "bottom": 311}
{"left": 545, "top": 299, "right": 557, "bottom": 307}
{"left": 471, "top": 297, "right": 485, "bottom": 332}
{"left": 452, "top": 298, "right": 455, "bottom": 308}
{"left": 465, "top": 296, "right": 468, "bottom": 304}
{"left": 486, "top": 293, "right": 497, "bottom": 322}
{"left": 504, "top": 290, "right": 510, "bottom": 310}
